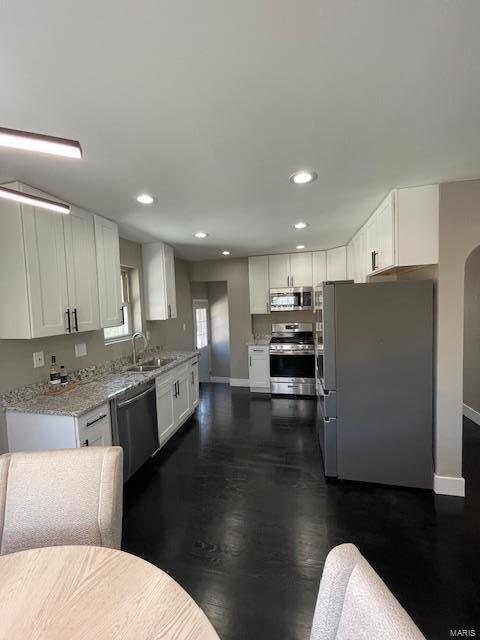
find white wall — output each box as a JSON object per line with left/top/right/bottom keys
{"left": 435, "top": 180, "right": 480, "bottom": 494}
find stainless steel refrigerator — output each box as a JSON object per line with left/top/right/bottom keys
{"left": 317, "top": 280, "right": 434, "bottom": 489}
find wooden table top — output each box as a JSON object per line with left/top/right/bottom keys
{"left": 0, "top": 545, "right": 220, "bottom": 640}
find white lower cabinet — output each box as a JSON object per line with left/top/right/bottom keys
{"left": 248, "top": 345, "right": 270, "bottom": 392}
{"left": 156, "top": 358, "right": 200, "bottom": 446}
{"left": 6, "top": 403, "right": 112, "bottom": 452}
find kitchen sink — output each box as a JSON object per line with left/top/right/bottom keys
{"left": 127, "top": 364, "right": 160, "bottom": 372}
{"left": 126, "top": 357, "right": 177, "bottom": 372}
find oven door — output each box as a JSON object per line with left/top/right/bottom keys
{"left": 270, "top": 352, "right": 315, "bottom": 395}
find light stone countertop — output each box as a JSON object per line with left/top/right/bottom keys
{"left": 4, "top": 351, "right": 198, "bottom": 418}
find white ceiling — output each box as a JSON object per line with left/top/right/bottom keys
{"left": 1, "top": 1, "right": 480, "bottom": 260}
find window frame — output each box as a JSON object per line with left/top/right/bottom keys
{"left": 104, "top": 267, "right": 134, "bottom": 344}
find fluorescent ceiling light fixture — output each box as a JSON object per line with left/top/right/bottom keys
{"left": 194, "top": 232, "right": 208, "bottom": 238}
{"left": 222, "top": 251, "right": 230, "bottom": 256}
{"left": 0, "top": 127, "right": 82, "bottom": 159}
{"left": 0, "top": 185, "right": 70, "bottom": 214}
{"left": 294, "top": 221, "right": 308, "bottom": 229}
{"left": 136, "top": 193, "right": 155, "bottom": 204}
{"left": 289, "top": 170, "right": 318, "bottom": 185}
{"left": 296, "top": 244, "right": 305, "bottom": 250}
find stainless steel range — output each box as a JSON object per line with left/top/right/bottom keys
{"left": 269, "top": 323, "right": 315, "bottom": 396}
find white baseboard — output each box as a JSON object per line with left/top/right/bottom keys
{"left": 210, "top": 376, "right": 230, "bottom": 384}
{"left": 463, "top": 403, "right": 480, "bottom": 426}
{"left": 433, "top": 473, "right": 465, "bottom": 497}
{"left": 229, "top": 378, "right": 250, "bottom": 387}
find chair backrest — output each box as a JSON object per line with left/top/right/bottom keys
{"left": 310, "top": 544, "right": 425, "bottom": 640}
{"left": 0, "top": 447, "right": 123, "bottom": 555}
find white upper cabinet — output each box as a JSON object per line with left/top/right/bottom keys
{"left": 346, "top": 242, "right": 355, "bottom": 281}
{"left": 248, "top": 256, "right": 270, "bottom": 314}
{"left": 0, "top": 182, "right": 101, "bottom": 339}
{"left": 22, "top": 186, "right": 70, "bottom": 338}
{"left": 94, "top": 215, "right": 123, "bottom": 328}
{"left": 395, "top": 184, "right": 439, "bottom": 267}
{"left": 289, "top": 252, "right": 313, "bottom": 287}
{"left": 268, "top": 254, "right": 290, "bottom": 288}
{"left": 142, "top": 241, "right": 177, "bottom": 320}
{"left": 363, "top": 185, "right": 439, "bottom": 276}
{"left": 326, "top": 247, "right": 347, "bottom": 281}
{"left": 64, "top": 207, "right": 100, "bottom": 333}
{"left": 313, "top": 251, "right": 327, "bottom": 286}
{"left": 268, "top": 252, "right": 312, "bottom": 288}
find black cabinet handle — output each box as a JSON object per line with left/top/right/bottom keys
{"left": 82, "top": 439, "right": 89, "bottom": 447}
{"left": 73, "top": 308, "right": 79, "bottom": 331}
{"left": 66, "top": 309, "right": 71, "bottom": 333}
{"left": 121, "top": 307, "right": 125, "bottom": 324}
{"left": 371, "top": 251, "right": 378, "bottom": 271}
{"left": 86, "top": 413, "right": 107, "bottom": 428}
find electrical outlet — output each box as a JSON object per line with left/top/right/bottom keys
{"left": 183, "top": 323, "right": 186, "bottom": 332}
{"left": 75, "top": 343, "right": 87, "bottom": 357}
{"left": 146, "top": 330, "right": 151, "bottom": 341}
{"left": 33, "top": 351, "right": 45, "bottom": 368}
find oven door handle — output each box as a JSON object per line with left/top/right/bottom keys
{"left": 269, "top": 351, "right": 315, "bottom": 356}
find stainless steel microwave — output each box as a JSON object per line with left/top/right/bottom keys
{"left": 269, "top": 287, "right": 313, "bottom": 312}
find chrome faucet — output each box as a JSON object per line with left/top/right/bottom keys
{"left": 132, "top": 331, "right": 148, "bottom": 364}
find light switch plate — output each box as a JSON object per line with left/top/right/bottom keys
{"left": 183, "top": 323, "right": 186, "bottom": 332}
{"left": 33, "top": 351, "right": 45, "bottom": 368}
{"left": 75, "top": 343, "right": 87, "bottom": 358}
{"left": 146, "top": 330, "right": 151, "bottom": 341}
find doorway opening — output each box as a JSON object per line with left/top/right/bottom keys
{"left": 463, "top": 245, "right": 480, "bottom": 427}
{"left": 191, "top": 282, "right": 230, "bottom": 384}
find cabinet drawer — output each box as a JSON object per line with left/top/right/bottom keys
{"left": 77, "top": 403, "right": 112, "bottom": 447}
{"left": 248, "top": 345, "right": 269, "bottom": 355}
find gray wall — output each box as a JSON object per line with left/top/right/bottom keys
{"left": 436, "top": 179, "right": 480, "bottom": 482}
{"left": 207, "top": 282, "right": 230, "bottom": 378}
{"left": 189, "top": 258, "right": 251, "bottom": 380}
{"left": 463, "top": 246, "right": 480, "bottom": 414}
{"left": 161, "top": 258, "right": 194, "bottom": 352}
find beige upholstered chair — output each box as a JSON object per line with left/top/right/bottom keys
{"left": 0, "top": 447, "right": 123, "bottom": 555}
{"left": 311, "top": 544, "right": 425, "bottom": 640}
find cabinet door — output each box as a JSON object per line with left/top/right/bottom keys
{"left": 189, "top": 361, "right": 199, "bottom": 410}
{"left": 289, "top": 252, "right": 313, "bottom": 287}
{"left": 376, "top": 194, "right": 395, "bottom": 271}
{"left": 312, "top": 251, "right": 327, "bottom": 286}
{"left": 164, "top": 244, "right": 177, "bottom": 319}
{"left": 248, "top": 256, "right": 269, "bottom": 314}
{"left": 326, "top": 247, "right": 347, "bottom": 281}
{"left": 365, "top": 214, "right": 378, "bottom": 274}
{"left": 64, "top": 207, "right": 100, "bottom": 333}
{"left": 22, "top": 192, "right": 70, "bottom": 338}
{"left": 355, "top": 229, "right": 367, "bottom": 283}
{"left": 156, "top": 376, "right": 176, "bottom": 443}
{"left": 268, "top": 254, "right": 290, "bottom": 288}
{"left": 94, "top": 216, "right": 123, "bottom": 328}
{"left": 249, "top": 348, "right": 270, "bottom": 389}
{"left": 175, "top": 370, "right": 191, "bottom": 426}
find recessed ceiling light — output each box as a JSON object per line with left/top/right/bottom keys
{"left": 294, "top": 222, "right": 308, "bottom": 229}
{"left": 0, "top": 126, "right": 82, "bottom": 159}
{"left": 136, "top": 193, "right": 155, "bottom": 205}
{"left": 222, "top": 251, "right": 230, "bottom": 256}
{"left": 0, "top": 185, "right": 70, "bottom": 214}
{"left": 289, "top": 170, "right": 318, "bottom": 185}
{"left": 194, "top": 232, "right": 208, "bottom": 238}
{"left": 296, "top": 245, "right": 305, "bottom": 250}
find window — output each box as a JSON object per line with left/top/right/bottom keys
{"left": 195, "top": 307, "right": 208, "bottom": 349}
{"left": 104, "top": 268, "right": 132, "bottom": 341}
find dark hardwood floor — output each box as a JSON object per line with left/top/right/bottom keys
{"left": 123, "top": 383, "right": 480, "bottom": 640}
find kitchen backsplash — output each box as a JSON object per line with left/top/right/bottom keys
{"left": 251, "top": 310, "right": 315, "bottom": 338}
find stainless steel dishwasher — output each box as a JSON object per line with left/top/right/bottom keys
{"left": 111, "top": 381, "right": 159, "bottom": 482}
